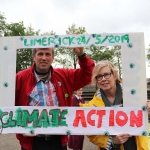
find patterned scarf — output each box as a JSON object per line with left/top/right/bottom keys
{"left": 35, "top": 70, "right": 49, "bottom": 82}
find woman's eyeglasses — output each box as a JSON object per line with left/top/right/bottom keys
{"left": 96, "top": 73, "right": 112, "bottom": 81}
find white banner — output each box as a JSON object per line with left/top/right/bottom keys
{"left": 0, "top": 33, "right": 148, "bottom": 135}
{"left": 17, "top": 33, "right": 130, "bottom": 48}
{"left": 0, "top": 106, "right": 148, "bottom": 136}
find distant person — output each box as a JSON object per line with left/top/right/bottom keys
{"left": 68, "top": 88, "right": 85, "bottom": 150}
{"left": 15, "top": 47, "right": 95, "bottom": 150}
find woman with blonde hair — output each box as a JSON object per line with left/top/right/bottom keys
{"left": 81, "top": 60, "right": 149, "bottom": 150}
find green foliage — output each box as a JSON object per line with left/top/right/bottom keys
{"left": 4, "top": 21, "right": 26, "bottom": 36}
{"left": 86, "top": 45, "right": 122, "bottom": 78}
{"left": 147, "top": 46, "right": 150, "bottom": 61}
{"left": 41, "top": 30, "right": 55, "bottom": 36}
{"left": 54, "top": 23, "right": 121, "bottom": 73}
{"left": 16, "top": 49, "right": 33, "bottom": 72}
{"left": 3, "top": 20, "right": 40, "bottom": 72}
{"left": 26, "top": 24, "right": 40, "bottom": 36}
{"left": 146, "top": 46, "right": 150, "bottom": 69}
{"left": 111, "top": 46, "right": 122, "bottom": 78}
{"left": 0, "top": 12, "right": 6, "bottom": 36}
{"left": 54, "top": 23, "right": 86, "bottom": 69}
{"left": 16, "top": 25, "right": 40, "bottom": 72}
{"left": 0, "top": 13, "right": 33, "bottom": 72}
{"left": 87, "top": 46, "right": 114, "bottom": 63}
{"left": 0, "top": 12, "right": 123, "bottom": 75}
{"left": 4, "top": 22, "right": 35, "bottom": 72}
{"left": 66, "top": 23, "right": 86, "bottom": 34}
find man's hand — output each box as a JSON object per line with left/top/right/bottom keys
{"left": 146, "top": 100, "right": 150, "bottom": 115}
{"left": 22, "top": 133, "right": 38, "bottom": 137}
{"left": 73, "top": 47, "right": 84, "bottom": 56}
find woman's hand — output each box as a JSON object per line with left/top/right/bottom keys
{"left": 113, "top": 133, "right": 131, "bottom": 144}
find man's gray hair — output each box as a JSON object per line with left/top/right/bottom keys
{"left": 32, "top": 48, "right": 36, "bottom": 55}
{"left": 32, "top": 48, "right": 55, "bottom": 56}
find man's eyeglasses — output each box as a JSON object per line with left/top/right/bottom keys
{"left": 96, "top": 73, "right": 112, "bottom": 81}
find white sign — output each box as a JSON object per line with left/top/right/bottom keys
{"left": 0, "top": 33, "right": 148, "bottom": 135}
{"left": 0, "top": 106, "right": 148, "bottom": 135}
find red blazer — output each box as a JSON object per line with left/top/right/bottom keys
{"left": 72, "top": 95, "right": 85, "bottom": 106}
{"left": 15, "top": 55, "right": 94, "bottom": 150}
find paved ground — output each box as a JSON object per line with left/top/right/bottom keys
{"left": 1, "top": 134, "right": 150, "bottom": 150}
{"left": 0, "top": 134, "right": 97, "bottom": 150}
